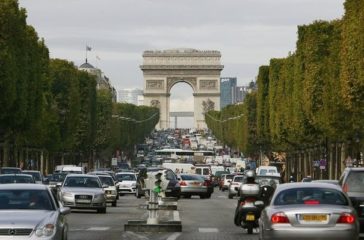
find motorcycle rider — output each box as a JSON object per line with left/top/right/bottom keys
{"left": 234, "top": 170, "right": 260, "bottom": 226}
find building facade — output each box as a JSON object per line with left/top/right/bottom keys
{"left": 220, "top": 77, "right": 237, "bottom": 109}
{"left": 79, "top": 60, "right": 117, "bottom": 102}
{"left": 117, "top": 88, "right": 144, "bottom": 105}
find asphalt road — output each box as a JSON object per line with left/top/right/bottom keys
{"left": 68, "top": 190, "right": 259, "bottom": 240}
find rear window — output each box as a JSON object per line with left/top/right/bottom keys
{"left": 203, "top": 168, "right": 209, "bottom": 175}
{"left": 233, "top": 176, "right": 244, "bottom": 182}
{"left": 274, "top": 188, "right": 348, "bottom": 206}
{"left": 226, "top": 175, "right": 234, "bottom": 180}
{"left": 180, "top": 175, "right": 204, "bottom": 181}
{"left": 345, "top": 171, "right": 364, "bottom": 193}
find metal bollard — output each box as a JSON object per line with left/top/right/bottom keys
{"left": 147, "top": 190, "right": 159, "bottom": 224}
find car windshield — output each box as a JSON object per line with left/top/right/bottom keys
{"left": 99, "top": 176, "right": 114, "bottom": 186}
{"left": 116, "top": 174, "right": 136, "bottom": 181}
{"left": 51, "top": 173, "right": 67, "bottom": 182}
{"left": 0, "top": 175, "right": 34, "bottom": 184}
{"left": 274, "top": 187, "right": 348, "bottom": 206}
{"left": 23, "top": 172, "right": 41, "bottom": 181}
{"left": 226, "top": 175, "right": 234, "bottom": 180}
{"left": 215, "top": 171, "right": 229, "bottom": 177}
{"left": 180, "top": 175, "right": 204, "bottom": 181}
{"left": 345, "top": 171, "right": 364, "bottom": 192}
{"left": 1, "top": 169, "right": 21, "bottom": 174}
{"left": 64, "top": 177, "right": 101, "bottom": 188}
{"left": 0, "top": 189, "right": 54, "bottom": 210}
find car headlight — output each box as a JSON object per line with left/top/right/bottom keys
{"left": 131, "top": 183, "right": 136, "bottom": 187}
{"left": 62, "top": 192, "right": 73, "bottom": 197}
{"left": 94, "top": 194, "right": 104, "bottom": 199}
{"left": 35, "top": 223, "right": 55, "bottom": 237}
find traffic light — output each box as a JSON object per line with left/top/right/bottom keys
{"left": 154, "top": 172, "right": 162, "bottom": 193}
{"left": 145, "top": 170, "right": 170, "bottom": 194}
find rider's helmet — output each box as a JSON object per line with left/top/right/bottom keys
{"left": 245, "top": 170, "right": 256, "bottom": 183}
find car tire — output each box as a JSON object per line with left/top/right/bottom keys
{"left": 206, "top": 193, "right": 211, "bottom": 199}
{"left": 200, "top": 195, "right": 206, "bottom": 199}
{"left": 112, "top": 201, "right": 117, "bottom": 207}
{"left": 222, "top": 188, "right": 225, "bottom": 192}
{"left": 97, "top": 207, "right": 106, "bottom": 214}
{"left": 184, "top": 194, "right": 191, "bottom": 199}
{"left": 228, "top": 193, "right": 233, "bottom": 199}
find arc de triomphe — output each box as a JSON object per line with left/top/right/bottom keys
{"left": 141, "top": 48, "right": 223, "bottom": 129}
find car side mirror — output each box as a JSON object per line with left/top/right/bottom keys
{"left": 56, "top": 182, "right": 62, "bottom": 188}
{"left": 60, "top": 207, "right": 71, "bottom": 215}
{"left": 43, "top": 178, "right": 49, "bottom": 185}
{"left": 234, "top": 187, "right": 239, "bottom": 191}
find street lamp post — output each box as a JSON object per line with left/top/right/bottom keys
{"left": 355, "top": 133, "right": 360, "bottom": 167}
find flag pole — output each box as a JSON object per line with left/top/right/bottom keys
{"left": 85, "top": 45, "right": 88, "bottom": 63}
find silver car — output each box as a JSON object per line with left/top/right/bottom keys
{"left": 228, "top": 175, "right": 245, "bottom": 199}
{"left": 259, "top": 182, "right": 360, "bottom": 240}
{"left": 0, "top": 183, "right": 70, "bottom": 239}
{"left": 178, "top": 174, "right": 208, "bottom": 199}
{"left": 98, "top": 175, "right": 118, "bottom": 207}
{"left": 58, "top": 174, "right": 107, "bottom": 213}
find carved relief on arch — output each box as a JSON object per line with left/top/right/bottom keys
{"left": 150, "top": 100, "right": 160, "bottom": 109}
{"left": 167, "top": 77, "right": 197, "bottom": 92}
{"left": 199, "top": 80, "right": 218, "bottom": 90}
{"left": 146, "top": 80, "right": 164, "bottom": 90}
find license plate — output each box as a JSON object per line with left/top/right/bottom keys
{"left": 302, "top": 214, "right": 327, "bottom": 222}
{"left": 76, "top": 199, "right": 91, "bottom": 203}
{"left": 192, "top": 182, "right": 201, "bottom": 186}
{"left": 246, "top": 214, "right": 255, "bottom": 221}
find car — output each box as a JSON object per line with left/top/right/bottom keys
{"left": 0, "top": 167, "right": 22, "bottom": 174}
{"left": 22, "top": 170, "right": 44, "bottom": 184}
{"left": 259, "top": 182, "right": 360, "bottom": 240}
{"left": 228, "top": 175, "right": 246, "bottom": 199}
{"left": 339, "top": 167, "right": 364, "bottom": 234}
{"left": 115, "top": 172, "right": 137, "bottom": 195}
{"left": 58, "top": 174, "right": 107, "bottom": 213}
{"left": 0, "top": 183, "right": 70, "bottom": 239}
{"left": 48, "top": 172, "right": 67, "bottom": 196}
{"left": 220, "top": 174, "right": 234, "bottom": 191}
{"left": 256, "top": 166, "right": 280, "bottom": 177}
{"left": 178, "top": 174, "right": 208, "bottom": 198}
{"left": 98, "top": 175, "right": 118, "bottom": 207}
{"left": 0, "top": 174, "right": 35, "bottom": 183}
{"left": 312, "top": 179, "right": 339, "bottom": 185}
{"left": 213, "top": 170, "right": 229, "bottom": 187}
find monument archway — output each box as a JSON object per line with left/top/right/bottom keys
{"left": 141, "top": 49, "right": 224, "bottom": 129}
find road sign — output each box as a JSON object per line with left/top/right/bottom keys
{"left": 111, "top": 158, "right": 117, "bottom": 166}
{"left": 319, "top": 159, "right": 326, "bottom": 170}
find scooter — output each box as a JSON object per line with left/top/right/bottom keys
{"left": 234, "top": 183, "right": 265, "bottom": 234}
{"left": 234, "top": 196, "right": 264, "bottom": 234}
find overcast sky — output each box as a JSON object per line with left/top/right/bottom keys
{"left": 18, "top": 0, "right": 345, "bottom": 127}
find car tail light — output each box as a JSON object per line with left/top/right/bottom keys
{"left": 304, "top": 200, "right": 320, "bottom": 205}
{"left": 271, "top": 212, "right": 289, "bottom": 224}
{"left": 337, "top": 213, "right": 355, "bottom": 224}
{"left": 180, "top": 181, "right": 187, "bottom": 186}
{"left": 343, "top": 183, "right": 349, "bottom": 192}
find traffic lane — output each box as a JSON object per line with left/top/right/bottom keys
{"left": 175, "top": 190, "right": 259, "bottom": 240}
{"left": 68, "top": 194, "right": 145, "bottom": 240}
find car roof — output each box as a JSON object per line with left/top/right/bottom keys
{"left": 0, "top": 174, "right": 33, "bottom": 177}
{"left": 116, "top": 172, "right": 135, "bottom": 175}
{"left": 22, "top": 170, "right": 41, "bottom": 173}
{"left": 276, "top": 182, "right": 343, "bottom": 192}
{"left": 65, "top": 174, "right": 99, "bottom": 178}
{"left": 0, "top": 183, "right": 48, "bottom": 190}
{"left": 345, "top": 167, "right": 364, "bottom": 172}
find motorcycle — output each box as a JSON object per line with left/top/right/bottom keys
{"left": 234, "top": 183, "right": 265, "bottom": 234}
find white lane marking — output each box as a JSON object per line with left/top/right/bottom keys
{"left": 173, "top": 210, "right": 181, "bottom": 221}
{"left": 123, "top": 231, "right": 150, "bottom": 240}
{"left": 167, "top": 232, "right": 182, "bottom": 240}
{"left": 199, "top": 228, "right": 219, "bottom": 233}
{"left": 86, "top": 227, "right": 110, "bottom": 231}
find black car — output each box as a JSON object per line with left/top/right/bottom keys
{"left": 339, "top": 167, "right": 364, "bottom": 233}
{"left": 0, "top": 167, "right": 22, "bottom": 174}
{"left": 135, "top": 167, "right": 181, "bottom": 199}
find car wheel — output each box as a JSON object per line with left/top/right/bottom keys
{"left": 200, "top": 195, "right": 206, "bottom": 199}
{"left": 221, "top": 188, "right": 225, "bottom": 192}
{"left": 112, "top": 201, "right": 117, "bottom": 207}
{"left": 228, "top": 193, "right": 233, "bottom": 199}
{"left": 184, "top": 194, "right": 191, "bottom": 199}
{"left": 97, "top": 207, "right": 106, "bottom": 214}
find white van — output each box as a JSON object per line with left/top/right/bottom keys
{"left": 61, "top": 166, "right": 84, "bottom": 174}
{"left": 256, "top": 166, "right": 280, "bottom": 177}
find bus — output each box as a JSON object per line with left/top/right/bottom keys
{"left": 154, "top": 149, "right": 215, "bottom": 161}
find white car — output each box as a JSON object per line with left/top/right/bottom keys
{"left": 115, "top": 173, "right": 137, "bottom": 195}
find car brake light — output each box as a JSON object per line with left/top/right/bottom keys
{"left": 343, "top": 184, "right": 348, "bottom": 192}
{"left": 304, "top": 200, "right": 320, "bottom": 205}
{"left": 337, "top": 213, "right": 355, "bottom": 224}
{"left": 271, "top": 212, "right": 289, "bottom": 224}
{"left": 240, "top": 201, "right": 245, "bottom": 206}
{"left": 180, "top": 181, "right": 187, "bottom": 186}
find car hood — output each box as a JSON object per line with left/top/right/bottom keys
{"left": 62, "top": 187, "right": 104, "bottom": 194}
{"left": 0, "top": 210, "right": 57, "bottom": 229}
{"left": 104, "top": 186, "right": 117, "bottom": 191}
{"left": 118, "top": 181, "right": 135, "bottom": 185}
